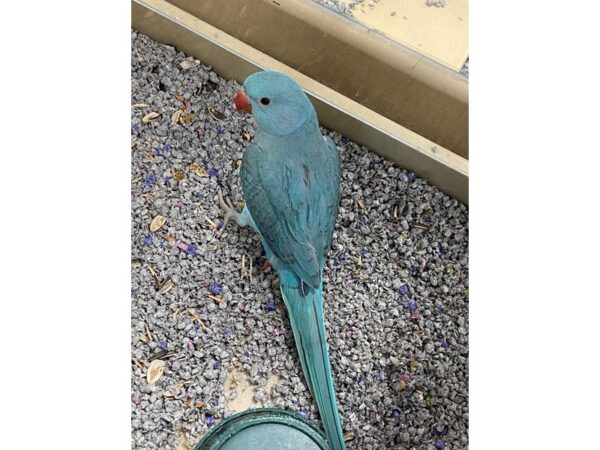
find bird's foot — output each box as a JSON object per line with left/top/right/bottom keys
{"left": 216, "top": 188, "right": 240, "bottom": 238}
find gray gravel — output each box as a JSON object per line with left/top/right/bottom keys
{"left": 131, "top": 30, "right": 468, "bottom": 450}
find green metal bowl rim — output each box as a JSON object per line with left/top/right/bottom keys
{"left": 193, "top": 408, "right": 330, "bottom": 449}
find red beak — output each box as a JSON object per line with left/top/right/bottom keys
{"left": 234, "top": 89, "right": 252, "bottom": 113}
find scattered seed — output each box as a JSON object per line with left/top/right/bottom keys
{"left": 147, "top": 359, "right": 166, "bottom": 384}
{"left": 132, "top": 358, "right": 144, "bottom": 370}
{"left": 150, "top": 215, "right": 166, "bottom": 232}
{"left": 190, "top": 162, "right": 208, "bottom": 177}
{"left": 207, "top": 295, "right": 222, "bottom": 304}
{"left": 205, "top": 217, "right": 218, "bottom": 229}
{"left": 171, "top": 110, "right": 183, "bottom": 124}
{"left": 413, "top": 223, "right": 430, "bottom": 231}
{"left": 180, "top": 113, "right": 195, "bottom": 124}
{"left": 172, "top": 169, "right": 185, "bottom": 181}
{"left": 180, "top": 59, "right": 201, "bottom": 70}
{"left": 207, "top": 107, "right": 225, "bottom": 120}
{"left": 158, "top": 278, "right": 174, "bottom": 294}
{"left": 142, "top": 112, "right": 160, "bottom": 123}
{"left": 343, "top": 432, "right": 355, "bottom": 443}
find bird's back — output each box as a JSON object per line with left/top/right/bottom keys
{"left": 241, "top": 120, "right": 340, "bottom": 286}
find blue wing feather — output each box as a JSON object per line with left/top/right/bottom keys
{"left": 240, "top": 134, "right": 339, "bottom": 288}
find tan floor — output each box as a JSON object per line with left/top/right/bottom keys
{"left": 341, "top": 0, "right": 468, "bottom": 71}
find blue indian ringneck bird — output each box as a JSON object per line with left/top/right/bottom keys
{"left": 217, "top": 71, "right": 346, "bottom": 450}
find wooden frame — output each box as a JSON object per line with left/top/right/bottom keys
{"left": 165, "top": 0, "right": 469, "bottom": 159}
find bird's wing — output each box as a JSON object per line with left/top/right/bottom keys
{"left": 241, "top": 141, "right": 339, "bottom": 288}
{"left": 317, "top": 135, "right": 341, "bottom": 262}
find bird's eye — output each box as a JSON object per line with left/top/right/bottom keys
{"left": 260, "top": 97, "right": 271, "bottom": 105}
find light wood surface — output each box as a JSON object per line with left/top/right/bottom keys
{"left": 342, "top": 0, "right": 468, "bottom": 71}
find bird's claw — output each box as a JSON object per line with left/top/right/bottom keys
{"left": 216, "top": 188, "right": 240, "bottom": 238}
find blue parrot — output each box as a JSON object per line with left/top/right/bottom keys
{"left": 218, "top": 71, "right": 345, "bottom": 450}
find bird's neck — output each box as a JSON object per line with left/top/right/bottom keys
{"left": 256, "top": 114, "right": 322, "bottom": 143}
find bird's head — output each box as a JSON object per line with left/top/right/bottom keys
{"left": 234, "top": 71, "right": 315, "bottom": 136}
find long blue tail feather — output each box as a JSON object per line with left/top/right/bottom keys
{"left": 280, "top": 279, "right": 346, "bottom": 450}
